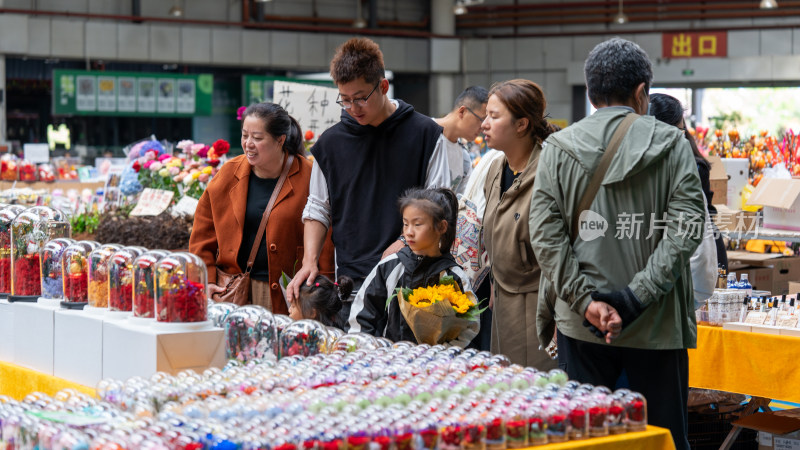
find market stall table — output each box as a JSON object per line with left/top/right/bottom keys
{"left": 0, "top": 360, "right": 95, "bottom": 400}
{"left": 0, "top": 358, "right": 677, "bottom": 450}
{"left": 688, "top": 325, "right": 800, "bottom": 449}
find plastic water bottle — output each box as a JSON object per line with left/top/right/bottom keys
{"left": 727, "top": 272, "right": 737, "bottom": 289}
{"left": 739, "top": 273, "right": 752, "bottom": 296}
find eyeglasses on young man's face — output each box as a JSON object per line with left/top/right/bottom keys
{"left": 336, "top": 82, "right": 380, "bottom": 110}
{"left": 465, "top": 106, "right": 486, "bottom": 123}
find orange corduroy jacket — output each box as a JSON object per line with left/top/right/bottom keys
{"left": 189, "top": 153, "right": 335, "bottom": 314}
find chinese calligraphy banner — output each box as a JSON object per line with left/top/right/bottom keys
{"left": 273, "top": 81, "right": 341, "bottom": 141}
{"left": 662, "top": 31, "right": 727, "bottom": 58}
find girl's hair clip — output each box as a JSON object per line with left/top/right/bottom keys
{"left": 315, "top": 282, "right": 320, "bottom": 287}
{"left": 334, "top": 282, "right": 339, "bottom": 286}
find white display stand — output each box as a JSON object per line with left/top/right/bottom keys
{"left": 13, "top": 302, "right": 58, "bottom": 374}
{"left": 53, "top": 309, "right": 105, "bottom": 387}
{"left": 102, "top": 319, "right": 225, "bottom": 380}
{"left": 0, "top": 299, "right": 15, "bottom": 361}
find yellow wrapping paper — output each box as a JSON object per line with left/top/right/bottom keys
{"left": 397, "top": 289, "right": 479, "bottom": 345}
{"left": 539, "top": 425, "right": 675, "bottom": 450}
{"left": 0, "top": 361, "right": 96, "bottom": 400}
{"left": 689, "top": 325, "right": 800, "bottom": 403}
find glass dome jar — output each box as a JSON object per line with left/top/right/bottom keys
{"left": 17, "top": 159, "right": 37, "bottom": 182}
{"left": 154, "top": 252, "right": 208, "bottom": 324}
{"left": 0, "top": 154, "right": 18, "bottom": 181}
{"left": 331, "top": 333, "right": 379, "bottom": 353}
{"left": 131, "top": 250, "right": 169, "bottom": 319}
{"left": 39, "top": 238, "right": 75, "bottom": 302}
{"left": 10, "top": 206, "right": 70, "bottom": 300}
{"left": 623, "top": 392, "right": 647, "bottom": 432}
{"left": 0, "top": 205, "right": 25, "bottom": 296}
{"left": 61, "top": 241, "right": 100, "bottom": 305}
{"left": 224, "top": 305, "right": 268, "bottom": 362}
{"left": 107, "top": 246, "right": 147, "bottom": 314}
{"left": 279, "top": 320, "right": 328, "bottom": 358}
{"left": 87, "top": 244, "right": 121, "bottom": 310}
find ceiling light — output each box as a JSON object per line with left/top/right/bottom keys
{"left": 454, "top": 2, "right": 467, "bottom": 15}
{"left": 760, "top": 0, "right": 778, "bottom": 8}
{"left": 613, "top": 0, "right": 628, "bottom": 24}
{"left": 254, "top": 0, "right": 273, "bottom": 2}
{"left": 168, "top": 0, "right": 183, "bottom": 17}
{"left": 353, "top": 17, "right": 367, "bottom": 28}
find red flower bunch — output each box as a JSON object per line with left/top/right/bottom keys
{"left": 132, "top": 160, "right": 141, "bottom": 173}
{"left": 212, "top": 139, "right": 230, "bottom": 156}
{"left": 304, "top": 130, "right": 315, "bottom": 141}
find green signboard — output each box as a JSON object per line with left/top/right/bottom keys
{"left": 53, "top": 70, "right": 213, "bottom": 117}
{"left": 242, "top": 75, "right": 333, "bottom": 106}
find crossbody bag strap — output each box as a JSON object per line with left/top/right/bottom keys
{"left": 244, "top": 154, "right": 295, "bottom": 272}
{"left": 570, "top": 113, "right": 639, "bottom": 243}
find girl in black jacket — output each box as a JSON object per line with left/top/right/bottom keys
{"left": 346, "top": 187, "right": 478, "bottom": 347}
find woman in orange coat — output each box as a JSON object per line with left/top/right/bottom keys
{"left": 190, "top": 103, "right": 334, "bottom": 313}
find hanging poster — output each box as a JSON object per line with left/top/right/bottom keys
{"left": 137, "top": 78, "right": 156, "bottom": 113}
{"left": 176, "top": 79, "right": 196, "bottom": 113}
{"left": 97, "top": 77, "right": 116, "bottom": 112}
{"left": 118, "top": 77, "right": 136, "bottom": 112}
{"left": 76, "top": 76, "right": 96, "bottom": 111}
{"left": 157, "top": 79, "right": 176, "bottom": 113}
{"left": 53, "top": 70, "right": 212, "bottom": 117}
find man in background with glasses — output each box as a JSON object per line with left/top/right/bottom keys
{"left": 433, "top": 86, "right": 488, "bottom": 195}
{"left": 288, "top": 37, "right": 450, "bottom": 323}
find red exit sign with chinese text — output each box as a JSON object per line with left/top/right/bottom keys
{"left": 662, "top": 32, "right": 727, "bottom": 58}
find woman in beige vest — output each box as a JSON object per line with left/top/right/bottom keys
{"left": 481, "top": 79, "right": 558, "bottom": 370}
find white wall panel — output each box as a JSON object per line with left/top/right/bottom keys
{"left": 728, "top": 31, "right": 761, "bottom": 57}
{"left": 270, "top": 31, "right": 300, "bottom": 68}
{"left": 515, "top": 37, "right": 543, "bottom": 71}
{"left": 180, "top": 27, "right": 211, "bottom": 64}
{"left": 241, "top": 30, "right": 271, "bottom": 67}
{"left": 430, "top": 38, "right": 460, "bottom": 73}
{"left": 489, "top": 38, "right": 514, "bottom": 72}
{"left": 211, "top": 29, "right": 242, "bottom": 65}
{"left": 772, "top": 55, "right": 800, "bottom": 80}
{"left": 85, "top": 22, "right": 117, "bottom": 60}
{"left": 51, "top": 19, "right": 84, "bottom": 59}
{"left": 542, "top": 37, "right": 572, "bottom": 70}
{"left": 463, "top": 39, "right": 488, "bottom": 72}
{"left": 27, "top": 17, "right": 51, "bottom": 56}
{"left": 0, "top": 14, "right": 29, "bottom": 54}
{"left": 544, "top": 70, "right": 570, "bottom": 103}
{"left": 117, "top": 23, "right": 149, "bottom": 61}
{"left": 760, "top": 30, "right": 792, "bottom": 57}
{"left": 405, "top": 39, "right": 429, "bottom": 72}
{"left": 298, "top": 34, "right": 328, "bottom": 70}
{"left": 633, "top": 34, "right": 661, "bottom": 60}
{"left": 149, "top": 25, "right": 180, "bottom": 63}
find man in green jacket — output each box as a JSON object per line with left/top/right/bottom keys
{"left": 530, "top": 38, "right": 704, "bottom": 450}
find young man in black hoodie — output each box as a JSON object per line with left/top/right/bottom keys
{"left": 286, "top": 37, "right": 450, "bottom": 318}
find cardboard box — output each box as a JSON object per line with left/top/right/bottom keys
{"left": 714, "top": 204, "right": 759, "bottom": 233}
{"left": 0, "top": 300, "right": 14, "bottom": 362}
{"left": 750, "top": 324, "right": 783, "bottom": 335}
{"left": 747, "top": 178, "right": 800, "bottom": 231}
{"left": 708, "top": 156, "right": 729, "bottom": 207}
{"left": 53, "top": 310, "right": 105, "bottom": 387}
{"left": 12, "top": 302, "right": 57, "bottom": 374}
{"left": 721, "top": 157, "right": 750, "bottom": 210}
{"left": 728, "top": 252, "right": 800, "bottom": 295}
{"left": 102, "top": 320, "right": 225, "bottom": 380}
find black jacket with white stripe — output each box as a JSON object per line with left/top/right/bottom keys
{"left": 346, "top": 246, "right": 476, "bottom": 346}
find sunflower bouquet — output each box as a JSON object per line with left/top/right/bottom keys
{"left": 393, "top": 275, "right": 483, "bottom": 346}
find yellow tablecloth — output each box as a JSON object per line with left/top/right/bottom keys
{"left": 689, "top": 325, "right": 800, "bottom": 402}
{"left": 0, "top": 361, "right": 674, "bottom": 449}
{"left": 0, "top": 361, "right": 95, "bottom": 400}
{"left": 538, "top": 426, "right": 674, "bottom": 449}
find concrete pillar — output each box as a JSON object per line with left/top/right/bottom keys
{"left": 430, "top": 0, "right": 457, "bottom": 117}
